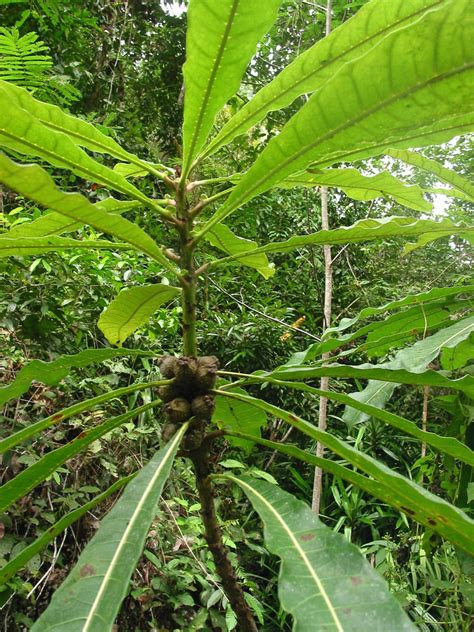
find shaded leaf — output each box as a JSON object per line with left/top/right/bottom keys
{"left": 0, "top": 348, "right": 153, "bottom": 407}
{"left": 98, "top": 284, "right": 181, "bottom": 346}
{"left": 227, "top": 475, "right": 415, "bottom": 631}
{"left": 215, "top": 390, "right": 474, "bottom": 554}
{"left": 343, "top": 316, "right": 474, "bottom": 427}
{"left": 0, "top": 380, "right": 169, "bottom": 455}
{"left": 31, "top": 424, "right": 187, "bottom": 631}
{"left": 0, "top": 475, "right": 134, "bottom": 585}
{"left": 213, "top": 386, "right": 266, "bottom": 453}
{"left": 0, "top": 401, "right": 161, "bottom": 513}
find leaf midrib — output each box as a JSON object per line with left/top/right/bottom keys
{"left": 213, "top": 63, "right": 473, "bottom": 230}
{"left": 184, "top": 0, "right": 241, "bottom": 175}
{"left": 203, "top": 0, "right": 448, "bottom": 158}
{"left": 230, "top": 475, "right": 344, "bottom": 631}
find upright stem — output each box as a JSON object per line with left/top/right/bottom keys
{"left": 190, "top": 445, "right": 258, "bottom": 632}
{"left": 175, "top": 177, "right": 257, "bottom": 630}
{"left": 312, "top": 2, "right": 333, "bottom": 514}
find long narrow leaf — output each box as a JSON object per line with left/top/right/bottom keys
{"left": 387, "top": 149, "right": 474, "bottom": 201}
{"left": 0, "top": 79, "right": 166, "bottom": 177}
{"left": 206, "top": 217, "right": 473, "bottom": 265}
{"left": 0, "top": 198, "right": 141, "bottom": 240}
{"left": 202, "top": 0, "right": 474, "bottom": 229}
{"left": 32, "top": 424, "right": 188, "bottom": 632}
{"left": 0, "top": 236, "right": 134, "bottom": 257}
{"left": 0, "top": 475, "right": 135, "bottom": 585}
{"left": 202, "top": 0, "right": 452, "bottom": 159}
{"left": 214, "top": 390, "right": 474, "bottom": 554}
{"left": 0, "top": 348, "right": 153, "bottom": 407}
{"left": 0, "top": 86, "right": 155, "bottom": 206}
{"left": 0, "top": 380, "right": 170, "bottom": 455}
{"left": 182, "top": 0, "right": 282, "bottom": 175}
{"left": 0, "top": 401, "right": 161, "bottom": 513}
{"left": 280, "top": 168, "right": 431, "bottom": 212}
{"left": 221, "top": 375, "right": 474, "bottom": 466}
{"left": 343, "top": 315, "right": 474, "bottom": 427}
{"left": 226, "top": 475, "right": 415, "bottom": 631}
{"left": 0, "top": 153, "right": 174, "bottom": 268}
{"left": 255, "top": 364, "right": 474, "bottom": 399}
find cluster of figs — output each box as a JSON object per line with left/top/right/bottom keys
{"left": 157, "top": 355, "right": 219, "bottom": 450}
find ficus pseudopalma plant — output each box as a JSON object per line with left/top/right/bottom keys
{"left": 1, "top": 0, "right": 473, "bottom": 629}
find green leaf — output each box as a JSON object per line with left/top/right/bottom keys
{"left": 0, "top": 86, "right": 155, "bottom": 206}
{"left": 343, "top": 315, "right": 474, "bottom": 427}
{"left": 213, "top": 386, "right": 266, "bottom": 454}
{"left": 280, "top": 167, "right": 431, "bottom": 212}
{"left": 0, "top": 380, "right": 169, "bottom": 455}
{"left": 0, "top": 475, "right": 134, "bottom": 585}
{"left": 98, "top": 284, "right": 181, "bottom": 346}
{"left": 386, "top": 149, "right": 474, "bottom": 202}
{"left": 322, "top": 285, "right": 474, "bottom": 340}
{"left": 182, "top": 0, "right": 282, "bottom": 175}
{"left": 440, "top": 334, "right": 474, "bottom": 370}
{"left": 0, "top": 198, "right": 141, "bottom": 239}
{"left": 205, "top": 223, "right": 275, "bottom": 278}
{"left": 32, "top": 424, "right": 187, "bottom": 632}
{"left": 226, "top": 475, "right": 415, "bottom": 631}
{"left": 215, "top": 390, "right": 474, "bottom": 554}
{"left": 202, "top": 0, "right": 474, "bottom": 228}
{"left": 0, "top": 236, "right": 135, "bottom": 257}
{"left": 263, "top": 364, "right": 474, "bottom": 399}
{"left": 0, "top": 401, "right": 161, "bottom": 513}
{"left": 0, "top": 153, "right": 172, "bottom": 267}
{"left": 223, "top": 375, "right": 474, "bottom": 466}
{"left": 202, "top": 0, "right": 454, "bottom": 160}
{"left": 0, "top": 348, "right": 153, "bottom": 407}
{"left": 0, "top": 79, "right": 165, "bottom": 177}
{"left": 207, "top": 217, "right": 474, "bottom": 266}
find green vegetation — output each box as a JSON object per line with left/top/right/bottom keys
{"left": 0, "top": 0, "right": 473, "bottom": 630}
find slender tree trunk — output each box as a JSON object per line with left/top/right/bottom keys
{"left": 312, "top": 1, "right": 333, "bottom": 514}
{"left": 421, "top": 385, "right": 429, "bottom": 459}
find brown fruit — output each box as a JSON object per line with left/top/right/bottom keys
{"left": 161, "top": 423, "right": 179, "bottom": 443}
{"left": 198, "top": 356, "right": 219, "bottom": 371}
{"left": 191, "top": 394, "right": 215, "bottom": 419}
{"left": 157, "top": 384, "right": 180, "bottom": 403}
{"left": 163, "top": 397, "right": 191, "bottom": 424}
{"left": 174, "top": 356, "right": 198, "bottom": 386}
{"left": 158, "top": 355, "right": 178, "bottom": 378}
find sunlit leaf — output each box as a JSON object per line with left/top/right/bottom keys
{"left": 280, "top": 167, "right": 431, "bottom": 211}
{"left": 205, "top": 223, "right": 274, "bottom": 278}
{"left": 182, "top": 0, "right": 282, "bottom": 175}
{"left": 387, "top": 148, "right": 474, "bottom": 202}
{"left": 203, "top": 0, "right": 453, "bottom": 160}
{"left": 202, "top": 0, "right": 473, "bottom": 230}
{"left": 0, "top": 236, "right": 134, "bottom": 257}
{"left": 213, "top": 386, "right": 266, "bottom": 453}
